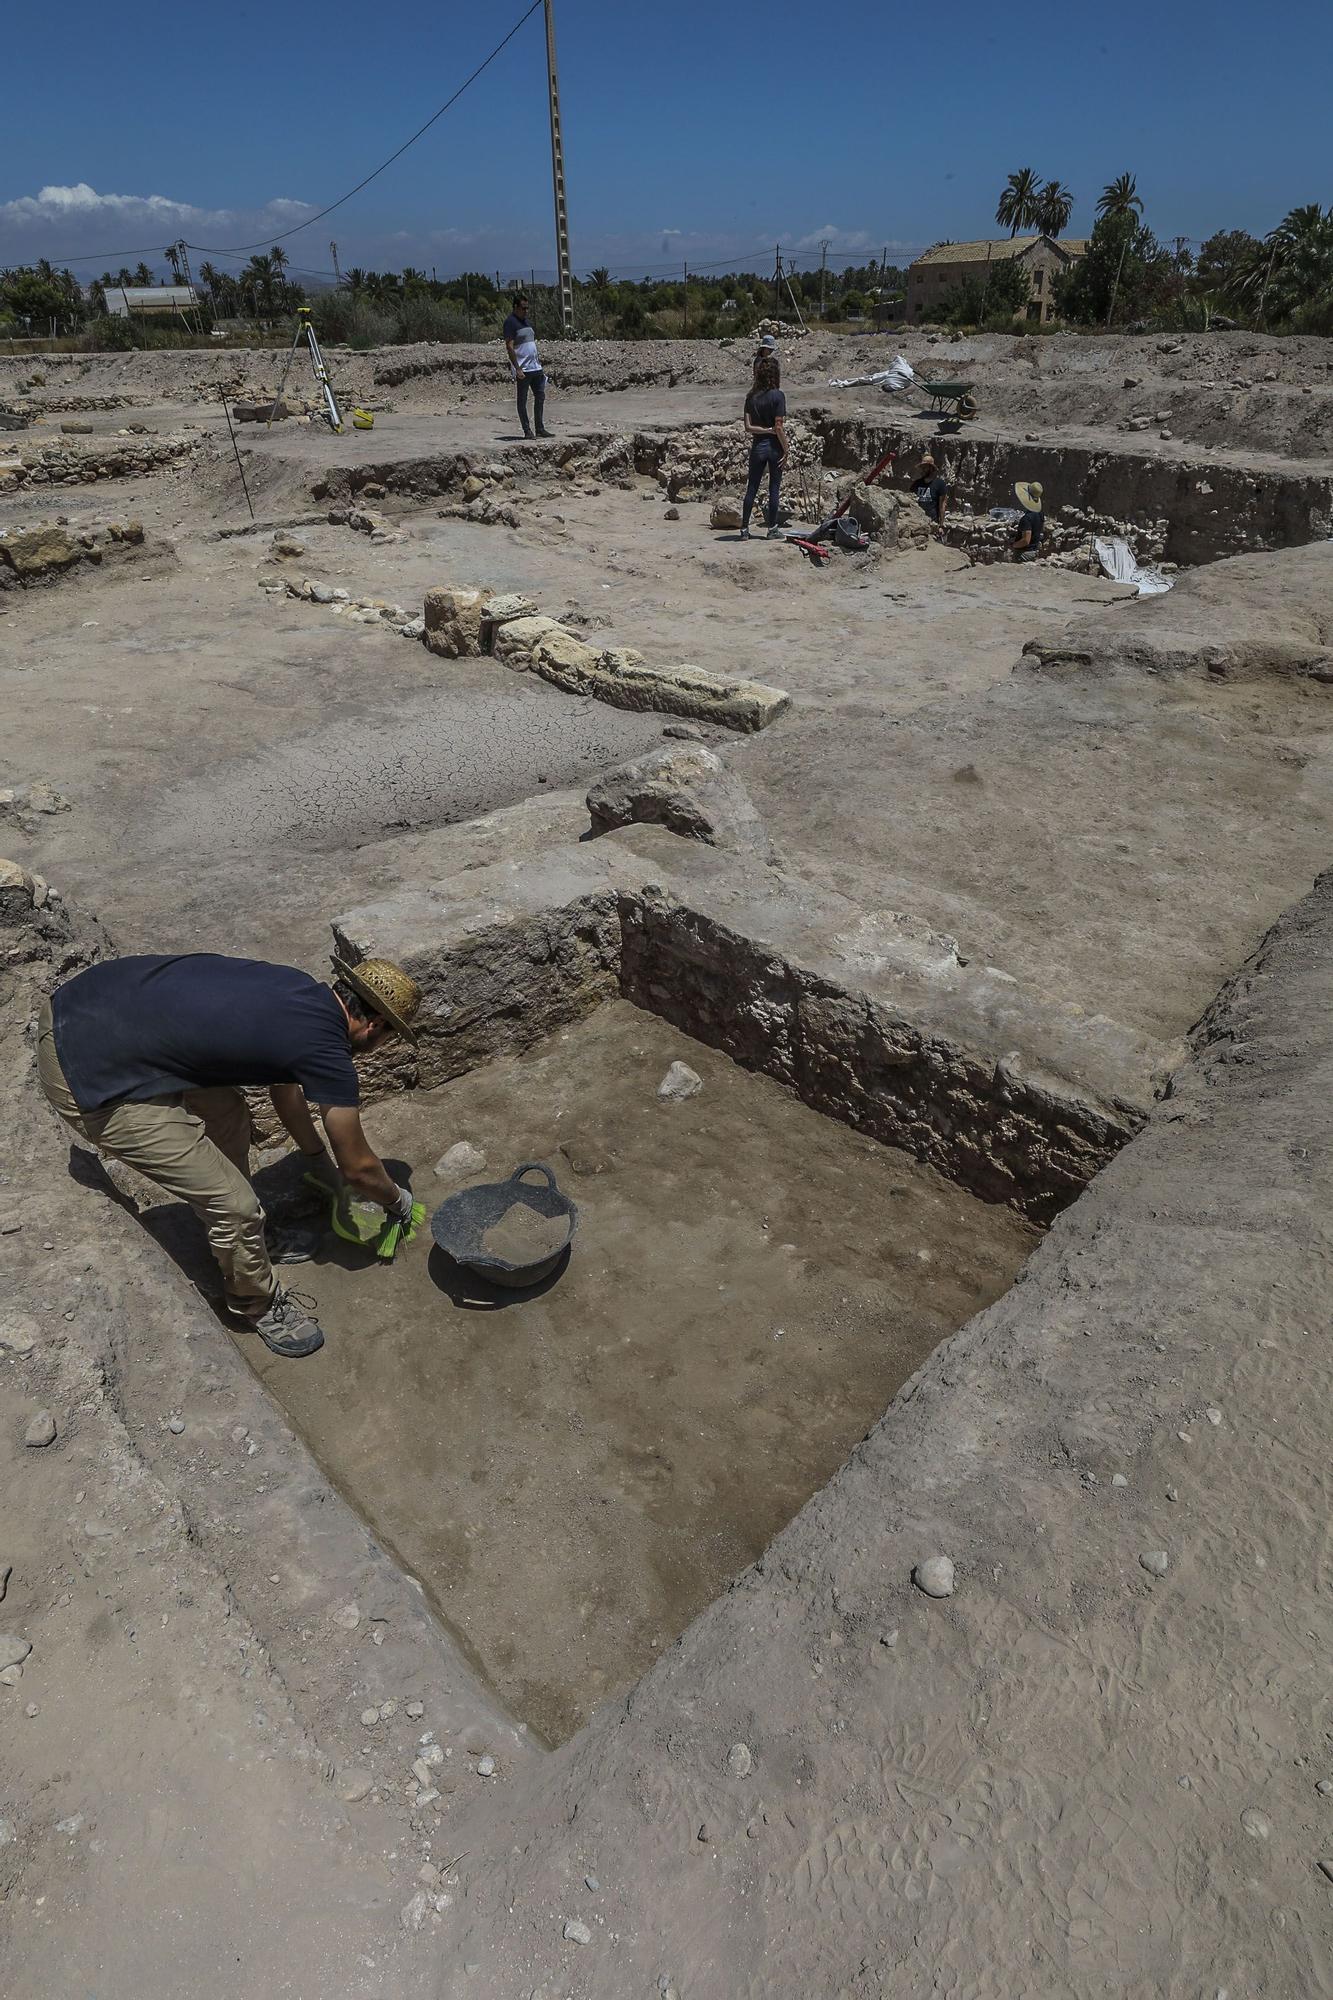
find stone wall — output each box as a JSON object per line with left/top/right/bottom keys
{"left": 816, "top": 416, "right": 1333, "bottom": 564}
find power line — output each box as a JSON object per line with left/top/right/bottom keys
{"left": 187, "top": 0, "right": 543, "bottom": 255}
{"left": 16, "top": 0, "right": 543, "bottom": 269}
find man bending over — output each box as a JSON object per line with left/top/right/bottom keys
{"left": 38, "top": 952, "right": 423, "bottom": 1358}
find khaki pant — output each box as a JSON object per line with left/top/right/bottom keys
{"left": 37, "top": 1000, "right": 274, "bottom": 1309}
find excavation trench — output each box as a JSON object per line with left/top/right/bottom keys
{"left": 238, "top": 883, "right": 1139, "bottom": 1745}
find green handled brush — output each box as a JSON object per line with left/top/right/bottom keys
{"left": 374, "top": 1201, "right": 426, "bottom": 1261}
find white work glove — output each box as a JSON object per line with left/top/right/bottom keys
{"left": 387, "top": 1184, "right": 415, "bottom": 1223}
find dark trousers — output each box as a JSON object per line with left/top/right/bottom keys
{"left": 742, "top": 438, "right": 782, "bottom": 529}
{"left": 517, "top": 370, "right": 546, "bottom": 435}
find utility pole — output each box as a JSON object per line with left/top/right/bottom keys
{"left": 330, "top": 240, "right": 341, "bottom": 285}
{"left": 819, "top": 240, "right": 828, "bottom": 320}
{"left": 544, "top": 0, "right": 575, "bottom": 335}
{"left": 774, "top": 243, "right": 783, "bottom": 313}
{"left": 683, "top": 260, "right": 688, "bottom": 337}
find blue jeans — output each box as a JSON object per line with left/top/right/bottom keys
{"left": 517, "top": 370, "right": 546, "bottom": 434}
{"left": 742, "top": 438, "right": 783, "bottom": 530}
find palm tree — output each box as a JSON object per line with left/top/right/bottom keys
{"left": 342, "top": 267, "right": 369, "bottom": 295}
{"left": 588, "top": 266, "right": 611, "bottom": 290}
{"left": 1036, "top": 181, "right": 1074, "bottom": 239}
{"left": 1250, "top": 204, "right": 1333, "bottom": 329}
{"left": 1096, "top": 174, "right": 1144, "bottom": 326}
{"left": 1096, "top": 173, "right": 1142, "bottom": 221}
{"left": 996, "top": 168, "right": 1042, "bottom": 237}
{"left": 132, "top": 260, "right": 154, "bottom": 286}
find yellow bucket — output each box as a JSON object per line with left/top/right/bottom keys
{"left": 352, "top": 407, "right": 374, "bottom": 430}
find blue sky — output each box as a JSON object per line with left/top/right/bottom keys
{"left": 5, "top": 0, "right": 1330, "bottom": 280}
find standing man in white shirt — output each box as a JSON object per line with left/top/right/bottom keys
{"left": 502, "top": 292, "right": 552, "bottom": 439}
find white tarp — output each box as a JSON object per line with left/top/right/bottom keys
{"left": 1093, "top": 536, "right": 1174, "bottom": 596}
{"left": 827, "top": 355, "right": 917, "bottom": 392}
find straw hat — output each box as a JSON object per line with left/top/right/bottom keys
{"left": 1015, "top": 479, "right": 1044, "bottom": 511}
{"left": 331, "top": 954, "right": 422, "bottom": 1041}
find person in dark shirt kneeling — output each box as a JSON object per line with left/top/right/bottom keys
{"left": 1012, "top": 478, "right": 1046, "bottom": 561}
{"left": 37, "top": 952, "right": 424, "bottom": 1357}
{"left": 912, "top": 455, "right": 951, "bottom": 529}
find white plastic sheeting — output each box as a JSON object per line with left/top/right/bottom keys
{"left": 827, "top": 355, "right": 917, "bottom": 392}
{"left": 1093, "top": 536, "right": 1174, "bottom": 596}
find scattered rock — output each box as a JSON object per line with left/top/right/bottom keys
{"left": 658, "top": 1061, "right": 703, "bottom": 1102}
{"left": 0, "top": 1317, "right": 36, "bottom": 1357}
{"left": 1140, "top": 1550, "right": 1169, "bottom": 1577}
{"left": 400, "top": 1889, "right": 430, "bottom": 1933}
{"left": 360, "top": 1706, "right": 379, "bottom": 1727}
{"left": 406, "top": 1699, "right": 425, "bottom": 1719}
{"left": 0, "top": 1635, "right": 33, "bottom": 1672}
{"left": 662, "top": 722, "right": 704, "bottom": 741}
{"left": 0, "top": 1565, "right": 8, "bottom": 1603}
{"left": 727, "top": 1741, "right": 754, "bottom": 1777}
{"left": 584, "top": 1873, "right": 599, "bottom": 1892}
{"left": 462, "top": 475, "right": 486, "bottom": 502}
{"left": 338, "top": 1773, "right": 374, "bottom": 1802}
{"left": 333, "top": 1603, "right": 361, "bottom": 1630}
{"left": 1166, "top": 1486, "right": 1179, "bottom": 1502}
{"left": 1206, "top": 1407, "right": 1222, "bottom": 1425}
{"left": 433, "top": 1140, "right": 487, "bottom": 1182}
{"left": 1316, "top": 1779, "right": 1332, "bottom": 1796}
{"left": 55, "top": 1813, "right": 83, "bottom": 1834}
{"left": 24, "top": 1410, "right": 56, "bottom": 1448}
{"left": 664, "top": 506, "right": 680, "bottom": 520}
{"left": 709, "top": 498, "right": 743, "bottom": 530}
{"left": 1240, "top": 1807, "right": 1271, "bottom": 1840}
{"left": 913, "top": 1555, "right": 956, "bottom": 1598}
{"left": 0, "top": 1664, "right": 23, "bottom": 1686}
{"left": 562, "top": 1918, "right": 592, "bottom": 1945}
{"left": 1111, "top": 1473, "right": 1129, "bottom": 1487}
{"left": 167, "top": 1416, "right": 185, "bottom": 1435}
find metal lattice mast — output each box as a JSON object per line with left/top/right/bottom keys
{"left": 544, "top": 0, "right": 575, "bottom": 335}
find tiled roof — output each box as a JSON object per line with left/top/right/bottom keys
{"left": 912, "top": 237, "right": 1087, "bottom": 268}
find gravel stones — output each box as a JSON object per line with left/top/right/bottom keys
{"left": 913, "top": 1556, "right": 956, "bottom": 1598}
{"left": 562, "top": 1918, "right": 592, "bottom": 1944}
{"left": 477, "top": 1754, "right": 496, "bottom": 1776}
{"left": 338, "top": 1773, "right": 374, "bottom": 1803}
{"left": 406, "top": 1699, "right": 425, "bottom": 1719}
{"left": 360, "top": 1706, "right": 379, "bottom": 1727}
{"left": 166, "top": 1416, "right": 185, "bottom": 1435}
{"left": 658, "top": 1061, "right": 703, "bottom": 1102}
{"left": 1139, "top": 1550, "right": 1170, "bottom": 1577}
{"left": 726, "top": 1741, "right": 753, "bottom": 1777}
{"left": 24, "top": 1410, "right": 56, "bottom": 1448}
{"left": 1240, "top": 1807, "right": 1272, "bottom": 1840}
{"left": 0, "top": 1635, "right": 33, "bottom": 1672}
{"left": 333, "top": 1603, "right": 361, "bottom": 1630}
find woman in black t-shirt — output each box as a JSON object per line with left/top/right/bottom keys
{"left": 741, "top": 356, "right": 788, "bottom": 540}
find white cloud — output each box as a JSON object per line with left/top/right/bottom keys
{"left": 0, "top": 183, "right": 315, "bottom": 264}
{"left": 0, "top": 182, "right": 211, "bottom": 228}
{"left": 789, "top": 225, "right": 878, "bottom": 254}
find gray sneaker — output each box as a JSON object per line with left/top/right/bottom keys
{"left": 237, "top": 1285, "right": 325, "bottom": 1358}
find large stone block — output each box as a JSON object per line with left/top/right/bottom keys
{"left": 587, "top": 744, "right": 769, "bottom": 852}
{"left": 423, "top": 584, "right": 492, "bottom": 659}
{"left": 0, "top": 526, "right": 80, "bottom": 579}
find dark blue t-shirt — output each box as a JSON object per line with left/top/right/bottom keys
{"left": 745, "top": 387, "right": 786, "bottom": 431}
{"left": 1018, "top": 507, "right": 1045, "bottom": 547}
{"left": 51, "top": 954, "right": 360, "bottom": 1113}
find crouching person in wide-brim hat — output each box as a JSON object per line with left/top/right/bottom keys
{"left": 37, "top": 950, "right": 422, "bottom": 1357}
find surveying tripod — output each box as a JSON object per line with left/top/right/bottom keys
{"left": 269, "top": 306, "right": 344, "bottom": 432}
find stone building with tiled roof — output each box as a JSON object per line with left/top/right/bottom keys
{"left": 906, "top": 235, "right": 1087, "bottom": 325}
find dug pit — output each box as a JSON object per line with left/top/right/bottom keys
{"left": 245, "top": 999, "right": 1037, "bottom": 1745}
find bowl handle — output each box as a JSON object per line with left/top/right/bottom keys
{"left": 508, "top": 1161, "right": 558, "bottom": 1193}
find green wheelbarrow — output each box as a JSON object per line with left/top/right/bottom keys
{"left": 921, "top": 381, "right": 979, "bottom": 420}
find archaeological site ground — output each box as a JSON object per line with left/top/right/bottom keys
{"left": 2, "top": 327, "right": 1332, "bottom": 1997}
